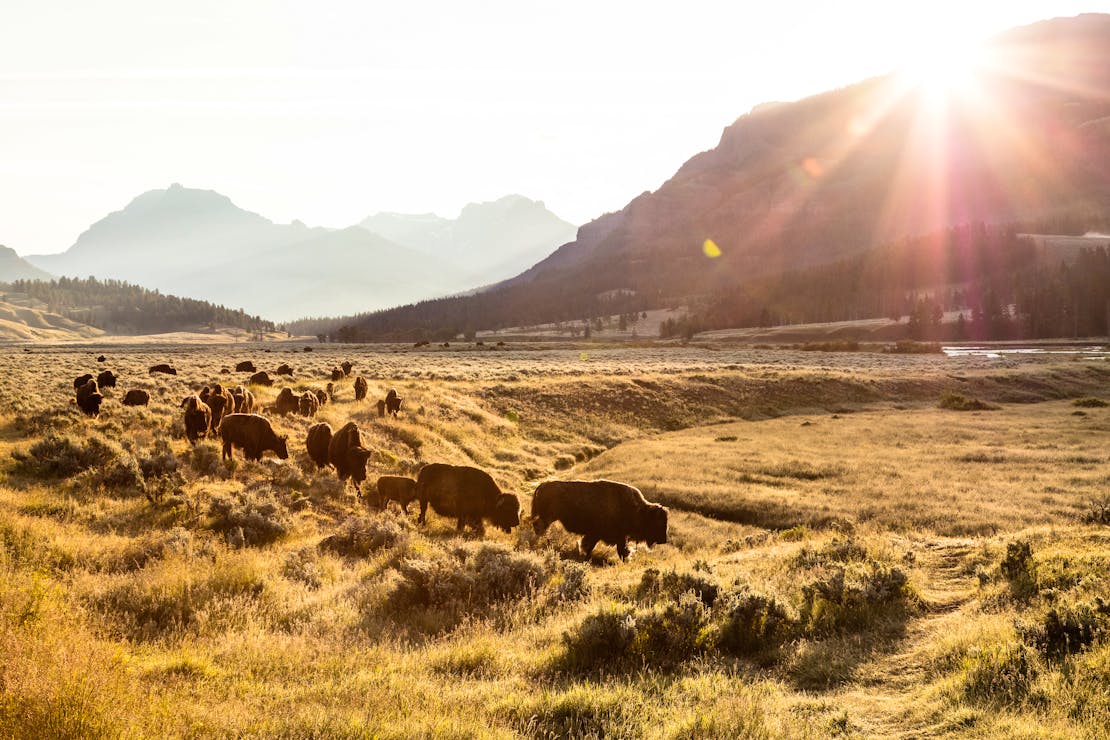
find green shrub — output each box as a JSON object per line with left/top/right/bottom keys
{"left": 553, "top": 562, "right": 592, "bottom": 603}
{"left": 206, "top": 487, "right": 292, "bottom": 546}
{"left": 634, "top": 567, "right": 720, "bottom": 607}
{"left": 798, "top": 562, "right": 914, "bottom": 636}
{"left": 1024, "top": 598, "right": 1110, "bottom": 659}
{"left": 12, "top": 434, "right": 117, "bottom": 478}
{"left": 1000, "top": 540, "right": 1038, "bottom": 600}
{"left": 558, "top": 606, "right": 638, "bottom": 673}
{"left": 189, "top": 442, "right": 222, "bottom": 478}
{"left": 712, "top": 586, "right": 795, "bottom": 657}
{"left": 885, "top": 340, "right": 943, "bottom": 354}
{"left": 938, "top": 392, "right": 997, "bottom": 411}
{"left": 1072, "top": 397, "right": 1108, "bottom": 408}
{"left": 961, "top": 640, "right": 1040, "bottom": 706}
{"left": 318, "top": 513, "right": 412, "bottom": 558}
{"left": 628, "top": 594, "right": 710, "bottom": 667}
{"left": 282, "top": 548, "right": 323, "bottom": 589}
{"left": 794, "top": 537, "right": 868, "bottom": 568}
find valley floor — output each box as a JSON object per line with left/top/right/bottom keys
{"left": 1, "top": 342, "right": 1108, "bottom": 737}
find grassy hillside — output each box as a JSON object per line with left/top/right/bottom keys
{"left": 0, "top": 344, "right": 1108, "bottom": 736}
{"left": 0, "top": 299, "right": 104, "bottom": 341}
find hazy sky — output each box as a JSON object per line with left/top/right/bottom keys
{"left": 3, "top": 1, "right": 1107, "bottom": 255}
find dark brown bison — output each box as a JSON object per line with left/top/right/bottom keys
{"left": 181, "top": 395, "right": 211, "bottom": 444}
{"left": 96, "top": 370, "right": 117, "bottom": 389}
{"left": 314, "top": 388, "right": 328, "bottom": 406}
{"left": 377, "top": 475, "right": 417, "bottom": 513}
{"left": 531, "top": 480, "right": 668, "bottom": 561}
{"left": 385, "top": 388, "right": 402, "bottom": 417}
{"left": 96, "top": 354, "right": 106, "bottom": 362}
{"left": 202, "top": 384, "right": 234, "bottom": 433}
{"left": 217, "top": 414, "right": 289, "bottom": 461}
{"left": 276, "top": 363, "right": 294, "bottom": 376}
{"left": 341, "top": 360, "right": 353, "bottom": 376}
{"left": 235, "top": 361, "right": 256, "bottom": 373}
{"left": 149, "top": 364, "right": 177, "bottom": 375}
{"left": 298, "top": 391, "right": 319, "bottom": 417}
{"left": 326, "top": 383, "right": 335, "bottom": 402}
{"left": 73, "top": 373, "right": 94, "bottom": 390}
{"left": 75, "top": 379, "right": 104, "bottom": 416}
{"left": 327, "top": 422, "right": 374, "bottom": 489}
{"left": 305, "top": 422, "right": 333, "bottom": 469}
{"left": 248, "top": 371, "right": 274, "bottom": 387}
{"left": 231, "top": 386, "right": 255, "bottom": 414}
{"left": 353, "top": 376, "right": 368, "bottom": 401}
{"left": 376, "top": 399, "right": 386, "bottom": 417}
{"left": 122, "top": 389, "right": 150, "bottom": 406}
{"left": 270, "top": 387, "right": 300, "bottom": 415}
{"left": 414, "top": 463, "right": 520, "bottom": 534}
{"left": 330, "top": 366, "right": 344, "bottom": 382}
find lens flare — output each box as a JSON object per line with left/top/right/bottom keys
{"left": 703, "top": 238, "right": 721, "bottom": 258}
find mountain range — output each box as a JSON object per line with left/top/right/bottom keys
{"left": 22, "top": 188, "right": 576, "bottom": 322}
{"left": 327, "top": 13, "right": 1110, "bottom": 340}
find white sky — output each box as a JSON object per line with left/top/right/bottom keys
{"left": 2, "top": 1, "right": 1107, "bottom": 255}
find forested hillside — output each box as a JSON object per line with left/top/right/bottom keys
{"left": 2, "top": 277, "right": 276, "bottom": 335}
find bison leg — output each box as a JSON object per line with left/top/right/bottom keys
{"left": 400, "top": 501, "right": 410, "bottom": 514}
{"left": 616, "top": 539, "right": 630, "bottom": 561}
{"left": 222, "top": 439, "right": 232, "bottom": 460}
{"left": 418, "top": 500, "right": 428, "bottom": 525}
{"left": 580, "top": 535, "right": 598, "bottom": 558}
{"left": 456, "top": 517, "right": 467, "bottom": 533}
{"left": 473, "top": 517, "right": 485, "bottom": 536}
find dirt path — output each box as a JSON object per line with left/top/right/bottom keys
{"left": 835, "top": 538, "right": 981, "bottom": 738}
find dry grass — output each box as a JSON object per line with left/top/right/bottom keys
{"left": 0, "top": 342, "right": 1108, "bottom": 737}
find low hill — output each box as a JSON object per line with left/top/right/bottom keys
{"left": 0, "top": 245, "right": 51, "bottom": 282}
{"left": 0, "top": 298, "right": 103, "bottom": 341}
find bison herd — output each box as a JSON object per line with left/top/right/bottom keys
{"left": 64, "top": 354, "right": 668, "bottom": 560}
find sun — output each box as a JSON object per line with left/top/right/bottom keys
{"left": 896, "top": 38, "right": 990, "bottom": 100}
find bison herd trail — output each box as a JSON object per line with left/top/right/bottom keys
{"left": 2, "top": 342, "right": 1109, "bottom": 737}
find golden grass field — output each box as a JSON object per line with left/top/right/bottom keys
{"left": 1, "top": 340, "right": 1108, "bottom": 738}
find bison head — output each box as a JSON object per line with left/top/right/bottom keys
{"left": 491, "top": 493, "right": 521, "bottom": 533}
{"left": 275, "top": 434, "right": 290, "bottom": 460}
{"left": 641, "top": 504, "right": 668, "bottom": 547}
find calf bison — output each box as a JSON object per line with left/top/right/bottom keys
{"left": 235, "top": 360, "right": 256, "bottom": 373}
{"left": 276, "top": 363, "right": 294, "bottom": 376}
{"left": 149, "top": 364, "right": 177, "bottom": 375}
{"left": 298, "top": 391, "right": 319, "bottom": 417}
{"left": 314, "top": 388, "right": 328, "bottom": 406}
{"left": 218, "top": 414, "right": 289, "bottom": 461}
{"left": 96, "top": 369, "right": 118, "bottom": 388}
{"left": 231, "top": 386, "right": 255, "bottom": 414}
{"left": 377, "top": 475, "right": 417, "bottom": 513}
{"left": 122, "top": 389, "right": 150, "bottom": 406}
{"left": 270, "top": 387, "right": 300, "bottom": 415}
{"left": 385, "top": 388, "right": 402, "bottom": 417}
{"left": 201, "top": 384, "right": 234, "bottom": 433}
{"left": 305, "top": 422, "right": 333, "bottom": 469}
{"left": 181, "top": 395, "right": 212, "bottom": 444}
{"left": 414, "top": 463, "right": 520, "bottom": 534}
{"left": 353, "top": 376, "right": 368, "bottom": 401}
{"left": 248, "top": 371, "right": 274, "bottom": 387}
{"left": 376, "top": 399, "right": 387, "bottom": 417}
{"left": 75, "top": 379, "right": 104, "bottom": 416}
{"left": 73, "top": 373, "right": 94, "bottom": 390}
{"left": 531, "top": 480, "right": 668, "bottom": 561}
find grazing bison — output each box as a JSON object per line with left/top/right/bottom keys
{"left": 149, "top": 364, "right": 177, "bottom": 375}
{"left": 181, "top": 395, "right": 212, "bottom": 444}
{"left": 202, "top": 384, "right": 234, "bottom": 433}
{"left": 276, "top": 363, "right": 294, "bottom": 376}
{"left": 314, "top": 388, "right": 328, "bottom": 406}
{"left": 270, "top": 387, "right": 300, "bottom": 415}
{"left": 75, "top": 379, "right": 104, "bottom": 416}
{"left": 376, "top": 399, "right": 387, "bottom": 417}
{"left": 96, "top": 370, "right": 118, "bottom": 389}
{"left": 305, "top": 422, "right": 333, "bottom": 469}
{"left": 218, "top": 414, "right": 289, "bottom": 461}
{"left": 73, "top": 373, "right": 95, "bottom": 390}
{"left": 377, "top": 475, "right": 417, "bottom": 513}
{"left": 341, "top": 360, "right": 353, "bottom": 376}
{"left": 235, "top": 360, "right": 256, "bottom": 373}
{"left": 96, "top": 354, "right": 106, "bottom": 362}
{"left": 248, "top": 371, "right": 274, "bottom": 387}
{"left": 330, "top": 366, "right": 344, "bottom": 382}
{"left": 385, "top": 388, "right": 402, "bottom": 417}
{"left": 298, "top": 391, "right": 319, "bottom": 417}
{"left": 122, "top": 389, "right": 150, "bottom": 406}
{"left": 415, "top": 463, "right": 520, "bottom": 534}
{"left": 231, "top": 386, "right": 255, "bottom": 414}
{"left": 328, "top": 422, "right": 362, "bottom": 478}
{"left": 353, "top": 376, "right": 368, "bottom": 402}
{"left": 531, "top": 480, "right": 668, "bottom": 561}
{"left": 326, "top": 383, "right": 335, "bottom": 402}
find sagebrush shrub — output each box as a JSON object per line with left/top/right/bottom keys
{"left": 961, "top": 640, "right": 1040, "bottom": 706}
{"left": 798, "top": 562, "right": 913, "bottom": 636}
{"left": 1000, "top": 540, "right": 1038, "bottom": 600}
{"left": 318, "top": 513, "right": 412, "bottom": 558}
{"left": 712, "top": 586, "right": 795, "bottom": 656}
{"left": 206, "top": 487, "right": 292, "bottom": 546}
{"left": 634, "top": 567, "right": 720, "bottom": 607}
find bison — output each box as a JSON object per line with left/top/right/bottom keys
{"left": 414, "top": 463, "right": 520, "bottom": 534}
{"left": 149, "top": 364, "right": 177, "bottom": 375}
{"left": 96, "top": 369, "right": 118, "bottom": 389}
{"left": 377, "top": 475, "right": 417, "bottom": 513}
{"left": 122, "top": 389, "right": 150, "bottom": 406}
{"left": 235, "top": 360, "right": 256, "bottom": 373}
{"left": 276, "top": 363, "right": 294, "bottom": 376}
{"left": 75, "top": 379, "right": 104, "bottom": 416}
{"left": 376, "top": 399, "right": 386, "bottom": 417}
{"left": 270, "top": 387, "right": 300, "bottom": 415}
{"left": 305, "top": 422, "right": 333, "bottom": 469}
{"left": 314, "top": 388, "right": 328, "bottom": 406}
{"left": 530, "top": 480, "right": 668, "bottom": 561}
{"left": 202, "top": 384, "right": 234, "bottom": 433}
{"left": 328, "top": 421, "right": 374, "bottom": 489}
{"left": 353, "top": 376, "right": 368, "bottom": 401}
{"left": 217, "top": 413, "right": 289, "bottom": 461}
{"left": 330, "top": 366, "right": 344, "bottom": 382}
{"left": 73, "top": 373, "right": 94, "bottom": 390}
{"left": 231, "top": 386, "right": 255, "bottom": 414}
{"left": 248, "top": 371, "right": 274, "bottom": 387}
{"left": 341, "top": 360, "right": 353, "bottom": 376}
{"left": 385, "top": 388, "right": 402, "bottom": 417}
{"left": 181, "top": 395, "right": 212, "bottom": 444}
{"left": 96, "top": 354, "right": 106, "bottom": 362}
{"left": 298, "top": 391, "right": 319, "bottom": 417}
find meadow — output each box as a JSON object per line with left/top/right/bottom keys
{"left": 1, "top": 340, "right": 1108, "bottom": 738}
